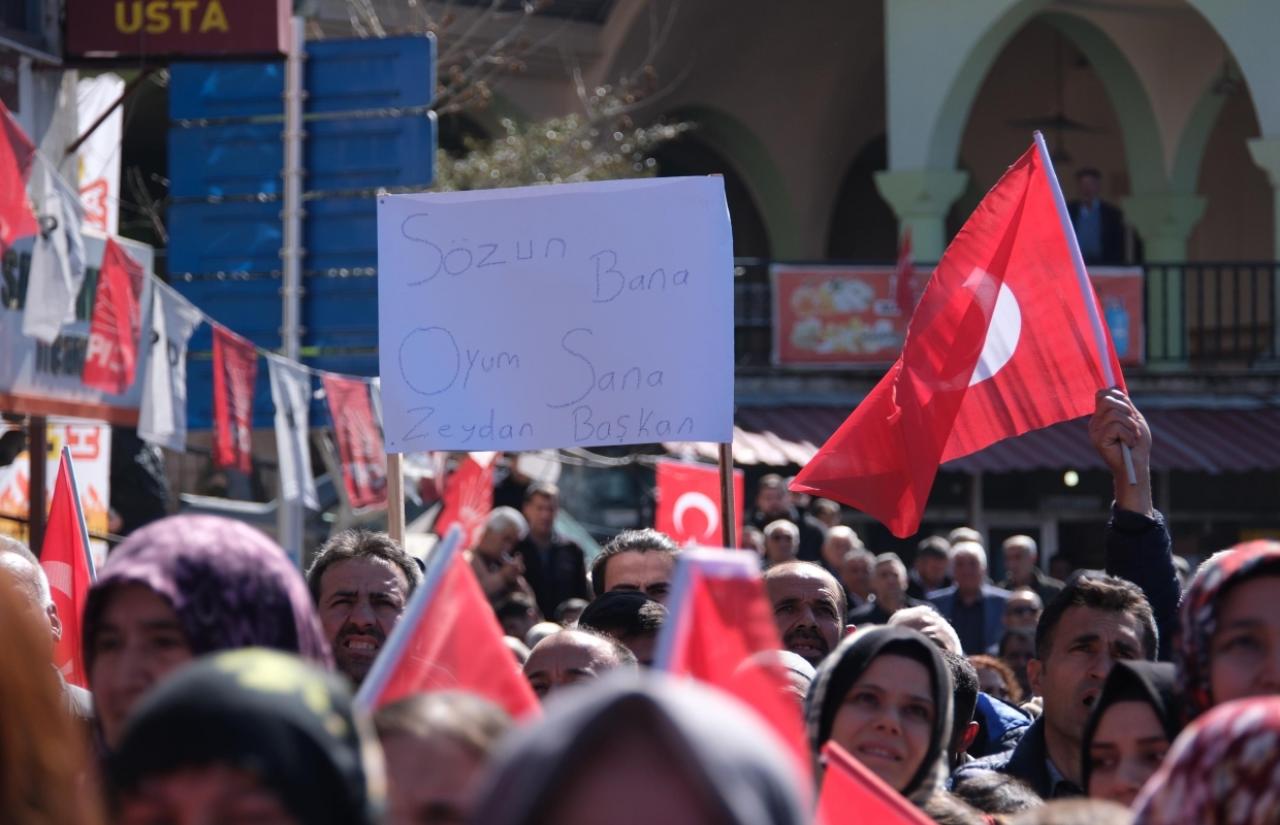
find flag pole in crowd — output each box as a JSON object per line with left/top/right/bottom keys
{"left": 1032, "top": 130, "right": 1137, "bottom": 485}
{"left": 386, "top": 453, "right": 406, "bottom": 546}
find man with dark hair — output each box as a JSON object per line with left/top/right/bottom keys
{"left": 1068, "top": 167, "right": 1126, "bottom": 265}
{"left": 494, "top": 592, "right": 541, "bottom": 642}
{"left": 749, "top": 473, "right": 827, "bottom": 562}
{"left": 848, "top": 552, "right": 928, "bottom": 625}
{"left": 513, "top": 482, "right": 589, "bottom": 618}
{"left": 907, "top": 535, "right": 952, "bottom": 599}
{"left": 762, "top": 560, "right": 845, "bottom": 667}
{"left": 577, "top": 590, "right": 668, "bottom": 666}
{"left": 954, "top": 574, "right": 1157, "bottom": 799}
{"left": 307, "top": 529, "right": 422, "bottom": 686}
{"left": 589, "top": 528, "right": 679, "bottom": 603}
{"left": 522, "top": 627, "right": 636, "bottom": 699}
{"left": 943, "top": 649, "right": 981, "bottom": 767}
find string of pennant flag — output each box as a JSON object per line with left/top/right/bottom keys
{"left": 1, "top": 100, "right": 388, "bottom": 513}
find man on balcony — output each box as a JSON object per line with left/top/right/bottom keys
{"left": 1068, "top": 167, "right": 1126, "bottom": 265}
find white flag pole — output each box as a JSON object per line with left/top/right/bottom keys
{"left": 1033, "top": 131, "right": 1137, "bottom": 485}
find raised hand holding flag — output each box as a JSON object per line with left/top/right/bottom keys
{"left": 39, "top": 447, "right": 97, "bottom": 688}
{"left": 792, "top": 132, "right": 1126, "bottom": 537}
{"left": 354, "top": 527, "right": 539, "bottom": 719}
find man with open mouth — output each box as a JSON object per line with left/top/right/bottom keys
{"left": 308, "top": 529, "right": 422, "bottom": 686}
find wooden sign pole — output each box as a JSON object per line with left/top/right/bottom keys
{"left": 718, "top": 441, "right": 736, "bottom": 548}
{"left": 386, "top": 452, "right": 406, "bottom": 546}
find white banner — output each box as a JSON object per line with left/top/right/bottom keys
{"left": 376, "top": 177, "right": 735, "bottom": 453}
{"left": 0, "top": 417, "right": 112, "bottom": 566}
{"left": 76, "top": 74, "right": 124, "bottom": 236}
{"left": 22, "top": 159, "right": 88, "bottom": 344}
{"left": 138, "top": 282, "right": 203, "bottom": 451}
{"left": 267, "top": 355, "right": 319, "bottom": 510}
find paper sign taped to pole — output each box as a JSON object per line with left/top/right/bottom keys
{"left": 377, "top": 177, "right": 735, "bottom": 453}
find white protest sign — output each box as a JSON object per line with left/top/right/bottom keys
{"left": 377, "top": 177, "right": 734, "bottom": 453}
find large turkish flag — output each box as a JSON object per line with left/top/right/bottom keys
{"left": 793, "top": 138, "right": 1124, "bottom": 537}
{"left": 654, "top": 460, "right": 744, "bottom": 547}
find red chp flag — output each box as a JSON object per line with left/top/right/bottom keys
{"left": 435, "top": 453, "right": 497, "bottom": 546}
{"left": 40, "top": 447, "right": 97, "bottom": 688}
{"left": 0, "top": 100, "right": 37, "bottom": 252}
{"left": 212, "top": 326, "right": 258, "bottom": 472}
{"left": 322, "top": 374, "right": 387, "bottom": 509}
{"left": 354, "top": 528, "right": 540, "bottom": 719}
{"left": 792, "top": 136, "right": 1124, "bottom": 537}
{"left": 654, "top": 460, "right": 744, "bottom": 547}
{"left": 81, "top": 239, "right": 145, "bottom": 394}
{"left": 817, "top": 742, "right": 933, "bottom": 825}
{"left": 655, "top": 549, "right": 811, "bottom": 782}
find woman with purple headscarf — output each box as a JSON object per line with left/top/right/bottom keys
{"left": 82, "top": 515, "right": 331, "bottom": 749}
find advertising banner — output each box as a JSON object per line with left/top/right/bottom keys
{"left": 0, "top": 417, "right": 113, "bottom": 566}
{"left": 772, "top": 264, "right": 1144, "bottom": 367}
{"left": 66, "top": 0, "right": 290, "bottom": 60}
{"left": 0, "top": 233, "right": 156, "bottom": 423}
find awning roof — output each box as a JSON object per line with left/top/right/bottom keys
{"left": 666, "top": 405, "right": 1280, "bottom": 474}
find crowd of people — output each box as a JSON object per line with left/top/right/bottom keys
{"left": 2, "top": 390, "right": 1279, "bottom": 825}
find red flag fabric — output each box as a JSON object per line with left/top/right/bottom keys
{"left": 435, "top": 453, "right": 496, "bottom": 546}
{"left": 654, "top": 460, "right": 744, "bottom": 547}
{"left": 354, "top": 530, "right": 540, "bottom": 719}
{"left": 817, "top": 741, "right": 934, "bottom": 825}
{"left": 40, "top": 447, "right": 96, "bottom": 688}
{"left": 792, "top": 138, "right": 1124, "bottom": 537}
{"left": 321, "top": 373, "right": 387, "bottom": 509}
{"left": 81, "top": 238, "right": 145, "bottom": 394}
{"left": 212, "top": 326, "right": 258, "bottom": 473}
{"left": 0, "top": 100, "right": 37, "bottom": 253}
{"left": 894, "top": 227, "right": 916, "bottom": 318}
{"left": 656, "top": 549, "right": 811, "bottom": 780}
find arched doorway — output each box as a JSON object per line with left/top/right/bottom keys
{"left": 826, "top": 135, "right": 898, "bottom": 262}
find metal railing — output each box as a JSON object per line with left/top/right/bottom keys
{"left": 732, "top": 260, "right": 1280, "bottom": 370}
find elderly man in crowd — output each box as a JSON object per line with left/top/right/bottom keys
{"left": 848, "top": 552, "right": 927, "bottom": 626}
{"left": 763, "top": 560, "right": 845, "bottom": 667}
{"left": 0, "top": 536, "right": 92, "bottom": 720}
{"left": 308, "top": 529, "right": 422, "bottom": 686}
{"left": 762, "top": 519, "right": 801, "bottom": 568}
{"left": 522, "top": 628, "right": 636, "bottom": 699}
{"left": 907, "top": 535, "right": 952, "bottom": 599}
{"left": 998, "top": 535, "right": 1063, "bottom": 602}
{"left": 749, "top": 473, "right": 827, "bottom": 562}
{"left": 928, "top": 541, "right": 1011, "bottom": 655}
{"left": 468, "top": 506, "right": 536, "bottom": 604}
{"left": 839, "top": 545, "right": 876, "bottom": 612}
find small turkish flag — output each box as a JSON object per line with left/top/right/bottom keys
{"left": 435, "top": 453, "right": 497, "bottom": 546}
{"left": 655, "top": 549, "right": 811, "bottom": 783}
{"left": 654, "top": 460, "right": 744, "bottom": 547}
{"left": 40, "top": 447, "right": 96, "bottom": 688}
{"left": 354, "top": 528, "right": 540, "bottom": 719}
{"left": 792, "top": 136, "right": 1124, "bottom": 537}
{"left": 817, "top": 741, "right": 934, "bottom": 825}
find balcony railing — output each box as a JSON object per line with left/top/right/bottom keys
{"left": 732, "top": 260, "right": 1280, "bottom": 370}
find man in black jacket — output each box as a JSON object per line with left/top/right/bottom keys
{"left": 749, "top": 474, "right": 827, "bottom": 563}
{"left": 513, "top": 482, "right": 589, "bottom": 619}
{"left": 1068, "top": 168, "right": 1126, "bottom": 265}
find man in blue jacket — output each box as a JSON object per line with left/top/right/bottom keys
{"left": 929, "top": 543, "right": 1010, "bottom": 655}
